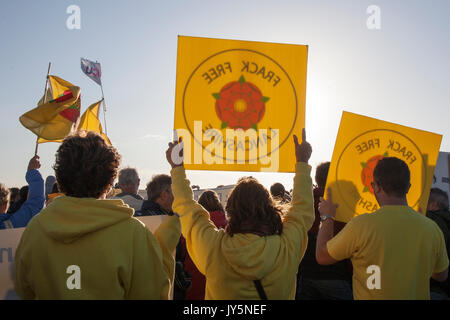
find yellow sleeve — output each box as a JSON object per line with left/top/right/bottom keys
{"left": 326, "top": 218, "right": 359, "bottom": 261}
{"left": 153, "top": 215, "right": 181, "bottom": 290}
{"left": 281, "top": 162, "right": 315, "bottom": 262}
{"left": 14, "top": 229, "right": 36, "bottom": 300}
{"left": 170, "top": 166, "right": 222, "bottom": 275}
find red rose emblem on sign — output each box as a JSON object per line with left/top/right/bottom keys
{"left": 361, "top": 152, "right": 388, "bottom": 194}
{"left": 213, "top": 75, "right": 268, "bottom": 130}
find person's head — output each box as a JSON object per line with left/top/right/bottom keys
{"left": 117, "top": 167, "right": 140, "bottom": 195}
{"left": 0, "top": 183, "right": 10, "bottom": 213}
{"left": 146, "top": 174, "right": 173, "bottom": 212}
{"left": 53, "top": 131, "right": 121, "bottom": 199}
{"left": 427, "top": 188, "right": 449, "bottom": 212}
{"left": 9, "top": 187, "right": 20, "bottom": 203}
{"left": 19, "top": 185, "right": 29, "bottom": 203}
{"left": 270, "top": 183, "right": 286, "bottom": 199}
{"left": 372, "top": 157, "right": 411, "bottom": 205}
{"left": 198, "top": 190, "right": 224, "bottom": 213}
{"left": 225, "top": 176, "right": 283, "bottom": 237}
{"left": 315, "top": 161, "right": 330, "bottom": 189}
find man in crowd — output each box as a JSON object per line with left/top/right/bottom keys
{"left": 316, "top": 157, "right": 449, "bottom": 299}
{"left": 113, "top": 167, "right": 144, "bottom": 214}
{"left": 0, "top": 155, "right": 44, "bottom": 229}
{"left": 139, "top": 174, "right": 175, "bottom": 216}
{"left": 426, "top": 187, "right": 450, "bottom": 299}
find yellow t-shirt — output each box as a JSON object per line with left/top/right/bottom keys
{"left": 327, "top": 205, "right": 449, "bottom": 300}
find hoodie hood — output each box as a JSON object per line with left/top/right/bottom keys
{"left": 38, "top": 196, "right": 134, "bottom": 243}
{"left": 221, "top": 233, "right": 279, "bottom": 280}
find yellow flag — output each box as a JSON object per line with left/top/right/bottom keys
{"left": 326, "top": 111, "right": 442, "bottom": 223}
{"left": 174, "top": 36, "right": 308, "bottom": 172}
{"left": 78, "top": 100, "right": 111, "bottom": 145}
{"left": 20, "top": 81, "right": 81, "bottom": 141}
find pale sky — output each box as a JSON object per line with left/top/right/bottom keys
{"left": 1, "top": 0, "right": 449, "bottom": 192}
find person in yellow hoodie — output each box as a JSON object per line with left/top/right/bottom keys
{"left": 166, "top": 129, "right": 314, "bottom": 299}
{"left": 14, "top": 131, "right": 181, "bottom": 299}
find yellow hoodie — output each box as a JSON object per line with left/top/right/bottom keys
{"left": 14, "top": 196, "right": 181, "bottom": 299}
{"left": 171, "top": 162, "right": 314, "bottom": 299}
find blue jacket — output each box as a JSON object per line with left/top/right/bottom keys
{"left": 0, "top": 170, "right": 44, "bottom": 229}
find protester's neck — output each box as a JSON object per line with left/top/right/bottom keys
{"left": 379, "top": 196, "right": 408, "bottom": 207}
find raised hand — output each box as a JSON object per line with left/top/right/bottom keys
{"left": 166, "top": 138, "right": 184, "bottom": 169}
{"left": 27, "top": 155, "right": 41, "bottom": 172}
{"left": 293, "top": 128, "right": 312, "bottom": 163}
{"left": 318, "top": 188, "right": 339, "bottom": 218}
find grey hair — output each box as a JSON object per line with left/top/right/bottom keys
{"left": 118, "top": 167, "right": 140, "bottom": 186}
{"left": 429, "top": 188, "right": 449, "bottom": 211}
{"left": 146, "top": 174, "right": 171, "bottom": 201}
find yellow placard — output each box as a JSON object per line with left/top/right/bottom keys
{"left": 326, "top": 111, "right": 442, "bottom": 223}
{"left": 174, "top": 36, "right": 308, "bottom": 172}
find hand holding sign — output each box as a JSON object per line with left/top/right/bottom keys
{"left": 166, "top": 137, "right": 184, "bottom": 169}
{"left": 293, "top": 128, "right": 312, "bottom": 164}
{"left": 318, "top": 188, "right": 339, "bottom": 218}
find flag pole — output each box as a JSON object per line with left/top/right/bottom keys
{"left": 100, "top": 83, "right": 108, "bottom": 135}
{"left": 35, "top": 62, "right": 52, "bottom": 156}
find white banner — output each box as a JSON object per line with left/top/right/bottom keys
{"left": 0, "top": 215, "right": 168, "bottom": 300}
{"left": 80, "top": 58, "right": 102, "bottom": 86}
{"left": 432, "top": 151, "right": 450, "bottom": 196}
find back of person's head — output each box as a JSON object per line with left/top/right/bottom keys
{"left": 9, "top": 187, "right": 19, "bottom": 203}
{"left": 19, "top": 185, "right": 29, "bottom": 203}
{"left": 53, "top": 131, "right": 121, "bottom": 198}
{"left": 118, "top": 167, "right": 139, "bottom": 186}
{"left": 198, "top": 190, "right": 224, "bottom": 213}
{"left": 315, "top": 161, "right": 330, "bottom": 189}
{"left": 51, "top": 183, "right": 59, "bottom": 194}
{"left": 270, "top": 183, "right": 285, "bottom": 199}
{"left": 146, "top": 174, "right": 172, "bottom": 201}
{"left": 226, "top": 176, "right": 283, "bottom": 237}
{"left": 373, "top": 157, "right": 410, "bottom": 197}
{"left": 0, "top": 183, "right": 10, "bottom": 207}
{"left": 428, "top": 188, "right": 449, "bottom": 212}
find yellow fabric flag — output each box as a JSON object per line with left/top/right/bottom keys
{"left": 36, "top": 76, "right": 81, "bottom": 143}
{"left": 174, "top": 36, "right": 308, "bottom": 172}
{"left": 325, "top": 111, "right": 442, "bottom": 223}
{"left": 78, "top": 99, "right": 111, "bottom": 145}
{"left": 20, "top": 79, "right": 81, "bottom": 141}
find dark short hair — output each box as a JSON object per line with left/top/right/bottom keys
{"left": 53, "top": 131, "right": 121, "bottom": 198}
{"left": 315, "top": 162, "right": 330, "bottom": 188}
{"left": 270, "top": 183, "right": 285, "bottom": 198}
{"left": 373, "top": 157, "right": 410, "bottom": 197}
{"left": 146, "top": 174, "right": 171, "bottom": 201}
{"left": 429, "top": 188, "right": 449, "bottom": 211}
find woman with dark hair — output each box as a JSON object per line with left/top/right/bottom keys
{"left": 184, "top": 190, "right": 227, "bottom": 299}
{"left": 167, "top": 129, "right": 314, "bottom": 299}
{"left": 14, "top": 131, "right": 180, "bottom": 299}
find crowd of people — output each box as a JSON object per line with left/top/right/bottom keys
{"left": 0, "top": 129, "right": 449, "bottom": 300}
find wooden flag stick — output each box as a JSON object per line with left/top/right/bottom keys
{"left": 35, "top": 62, "right": 52, "bottom": 156}
{"left": 100, "top": 83, "right": 108, "bottom": 135}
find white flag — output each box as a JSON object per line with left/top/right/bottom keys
{"left": 80, "top": 58, "right": 102, "bottom": 85}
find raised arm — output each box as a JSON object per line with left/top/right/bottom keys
{"left": 11, "top": 155, "right": 45, "bottom": 228}
{"left": 281, "top": 129, "right": 315, "bottom": 259}
{"left": 166, "top": 139, "right": 222, "bottom": 275}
